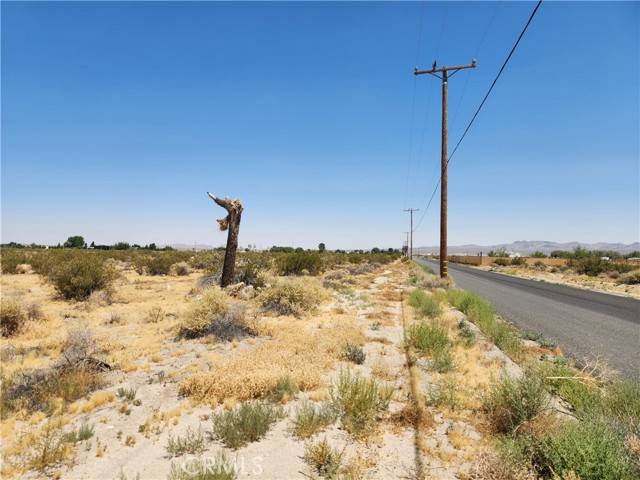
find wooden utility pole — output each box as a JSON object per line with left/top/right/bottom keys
{"left": 404, "top": 208, "right": 419, "bottom": 259}
{"left": 207, "top": 193, "right": 243, "bottom": 287}
{"left": 414, "top": 59, "right": 476, "bottom": 278}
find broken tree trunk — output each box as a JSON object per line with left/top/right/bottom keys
{"left": 207, "top": 193, "right": 243, "bottom": 288}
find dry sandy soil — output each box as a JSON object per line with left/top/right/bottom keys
{"left": 1, "top": 260, "right": 554, "bottom": 479}
{"left": 474, "top": 264, "right": 640, "bottom": 299}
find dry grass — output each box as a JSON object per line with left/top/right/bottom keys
{"left": 463, "top": 452, "right": 536, "bottom": 480}
{"left": 1, "top": 299, "right": 27, "bottom": 337}
{"left": 3, "top": 416, "right": 74, "bottom": 474}
{"left": 69, "top": 391, "right": 115, "bottom": 414}
{"left": 180, "top": 318, "right": 364, "bottom": 403}
{"left": 371, "top": 358, "right": 398, "bottom": 381}
{"left": 447, "top": 425, "right": 472, "bottom": 450}
{"left": 380, "top": 289, "right": 402, "bottom": 302}
{"left": 138, "top": 406, "right": 184, "bottom": 438}
{"left": 389, "top": 402, "right": 433, "bottom": 430}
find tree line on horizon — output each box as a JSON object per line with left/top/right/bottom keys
{"left": 2, "top": 237, "right": 401, "bottom": 255}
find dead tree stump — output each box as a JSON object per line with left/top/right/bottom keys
{"left": 207, "top": 193, "right": 243, "bottom": 288}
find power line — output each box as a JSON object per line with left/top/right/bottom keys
{"left": 412, "top": 0, "right": 542, "bottom": 233}
{"left": 449, "top": 0, "right": 542, "bottom": 165}
{"left": 450, "top": 1, "right": 500, "bottom": 129}
{"left": 410, "top": 4, "right": 448, "bottom": 204}
{"left": 403, "top": 2, "right": 426, "bottom": 210}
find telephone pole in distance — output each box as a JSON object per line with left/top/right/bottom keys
{"left": 404, "top": 208, "right": 419, "bottom": 259}
{"left": 414, "top": 59, "right": 477, "bottom": 278}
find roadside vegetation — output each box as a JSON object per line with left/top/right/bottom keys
{"left": 482, "top": 247, "right": 640, "bottom": 296}
{"left": 447, "top": 289, "right": 523, "bottom": 359}
{"left": 407, "top": 259, "right": 640, "bottom": 479}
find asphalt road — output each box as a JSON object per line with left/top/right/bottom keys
{"left": 416, "top": 258, "right": 640, "bottom": 379}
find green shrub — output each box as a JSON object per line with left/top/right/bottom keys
{"left": 544, "top": 420, "right": 638, "bottom": 480}
{"left": 407, "top": 289, "right": 441, "bottom": 318}
{"left": 511, "top": 257, "right": 527, "bottom": 266}
{"left": 258, "top": 277, "right": 326, "bottom": 317}
{"left": 189, "top": 251, "right": 224, "bottom": 272}
{"left": 447, "top": 290, "right": 522, "bottom": 359}
{"left": 303, "top": 438, "right": 344, "bottom": 478}
{"left": 572, "top": 256, "right": 607, "bottom": 276}
{"left": 116, "top": 387, "right": 137, "bottom": 402}
{"left": 521, "top": 331, "right": 555, "bottom": 348}
{"left": 536, "top": 360, "right": 602, "bottom": 417}
{"left": 277, "top": 251, "right": 322, "bottom": 275}
{"left": 484, "top": 371, "right": 547, "bottom": 434}
{"left": 602, "top": 379, "right": 640, "bottom": 433}
{"left": 342, "top": 343, "right": 366, "bottom": 365}
{"left": 497, "top": 434, "right": 550, "bottom": 478}
{"left": 407, "top": 289, "right": 428, "bottom": 308}
{"left": 178, "top": 289, "right": 248, "bottom": 340}
{"left": 407, "top": 320, "right": 452, "bottom": 372}
{"left": 166, "top": 427, "right": 206, "bottom": 457}
{"left": 1, "top": 299, "right": 27, "bottom": 337}
{"left": 428, "top": 376, "right": 459, "bottom": 409}
{"left": 292, "top": 401, "right": 338, "bottom": 439}
{"left": 134, "top": 253, "right": 179, "bottom": 275}
{"left": 494, "top": 258, "right": 510, "bottom": 266}
{"left": 331, "top": 370, "right": 393, "bottom": 436}
{"left": 46, "top": 255, "right": 116, "bottom": 300}
{"left": 62, "top": 423, "right": 94, "bottom": 443}
{"left": 211, "top": 401, "right": 285, "bottom": 449}
{"left": 457, "top": 319, "right": 476, "bottom": 347}
{"left": 234, "top": 252, "right": 272, "bottom": 286}
{"left": 0, "top": 248, "right": 30, "bottom": 273}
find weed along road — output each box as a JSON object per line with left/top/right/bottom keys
{"left": 416, "top": 258, "right": 640, "bottom": 379}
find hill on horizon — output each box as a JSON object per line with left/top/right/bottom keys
{"left": 415, "top": 240, "right": 640, "bottom": 256}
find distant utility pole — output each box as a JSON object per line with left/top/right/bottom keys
{"left": 414, "top": 59, "right": 477, "bottom": 278}
{"left": 404, "top": 208, "right": 419, "bottom": 259}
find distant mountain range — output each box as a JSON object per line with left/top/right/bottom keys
{"left": 415, "top": 241, "right": 640, "bottom": 256}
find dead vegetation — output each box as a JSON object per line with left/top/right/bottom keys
{"left": 179, "top": 318, "right": 363, "bottom": 403}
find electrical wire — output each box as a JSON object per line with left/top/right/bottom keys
{"left": 412, "top": 0, "right": 542, "bottom": 233}
{"left": 403, "top": 2, "right": 426, "bottom": 210}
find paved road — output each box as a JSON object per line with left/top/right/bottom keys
{"left": 416, "top": 258, "right": 639, "bottom": 378}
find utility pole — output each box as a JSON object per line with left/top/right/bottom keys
{"left": 404, "top": 208, "right": 419, "bottom": 259}
{"left": 414, "top": 59, "right": 477, "bottom": 278}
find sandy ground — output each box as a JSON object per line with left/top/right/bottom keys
{"left": 1, "top": 261, "right": 541, "bottom": 479}
{"left": 475, "top": 264, "right": 640, "bottom": 299}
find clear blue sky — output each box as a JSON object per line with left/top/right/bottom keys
{"left": 2, "top": 1, "right": 638, "bottom": 249}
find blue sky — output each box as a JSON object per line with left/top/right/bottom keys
{"left": 2, "top": 1, "right": 638, "bottom": 249}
